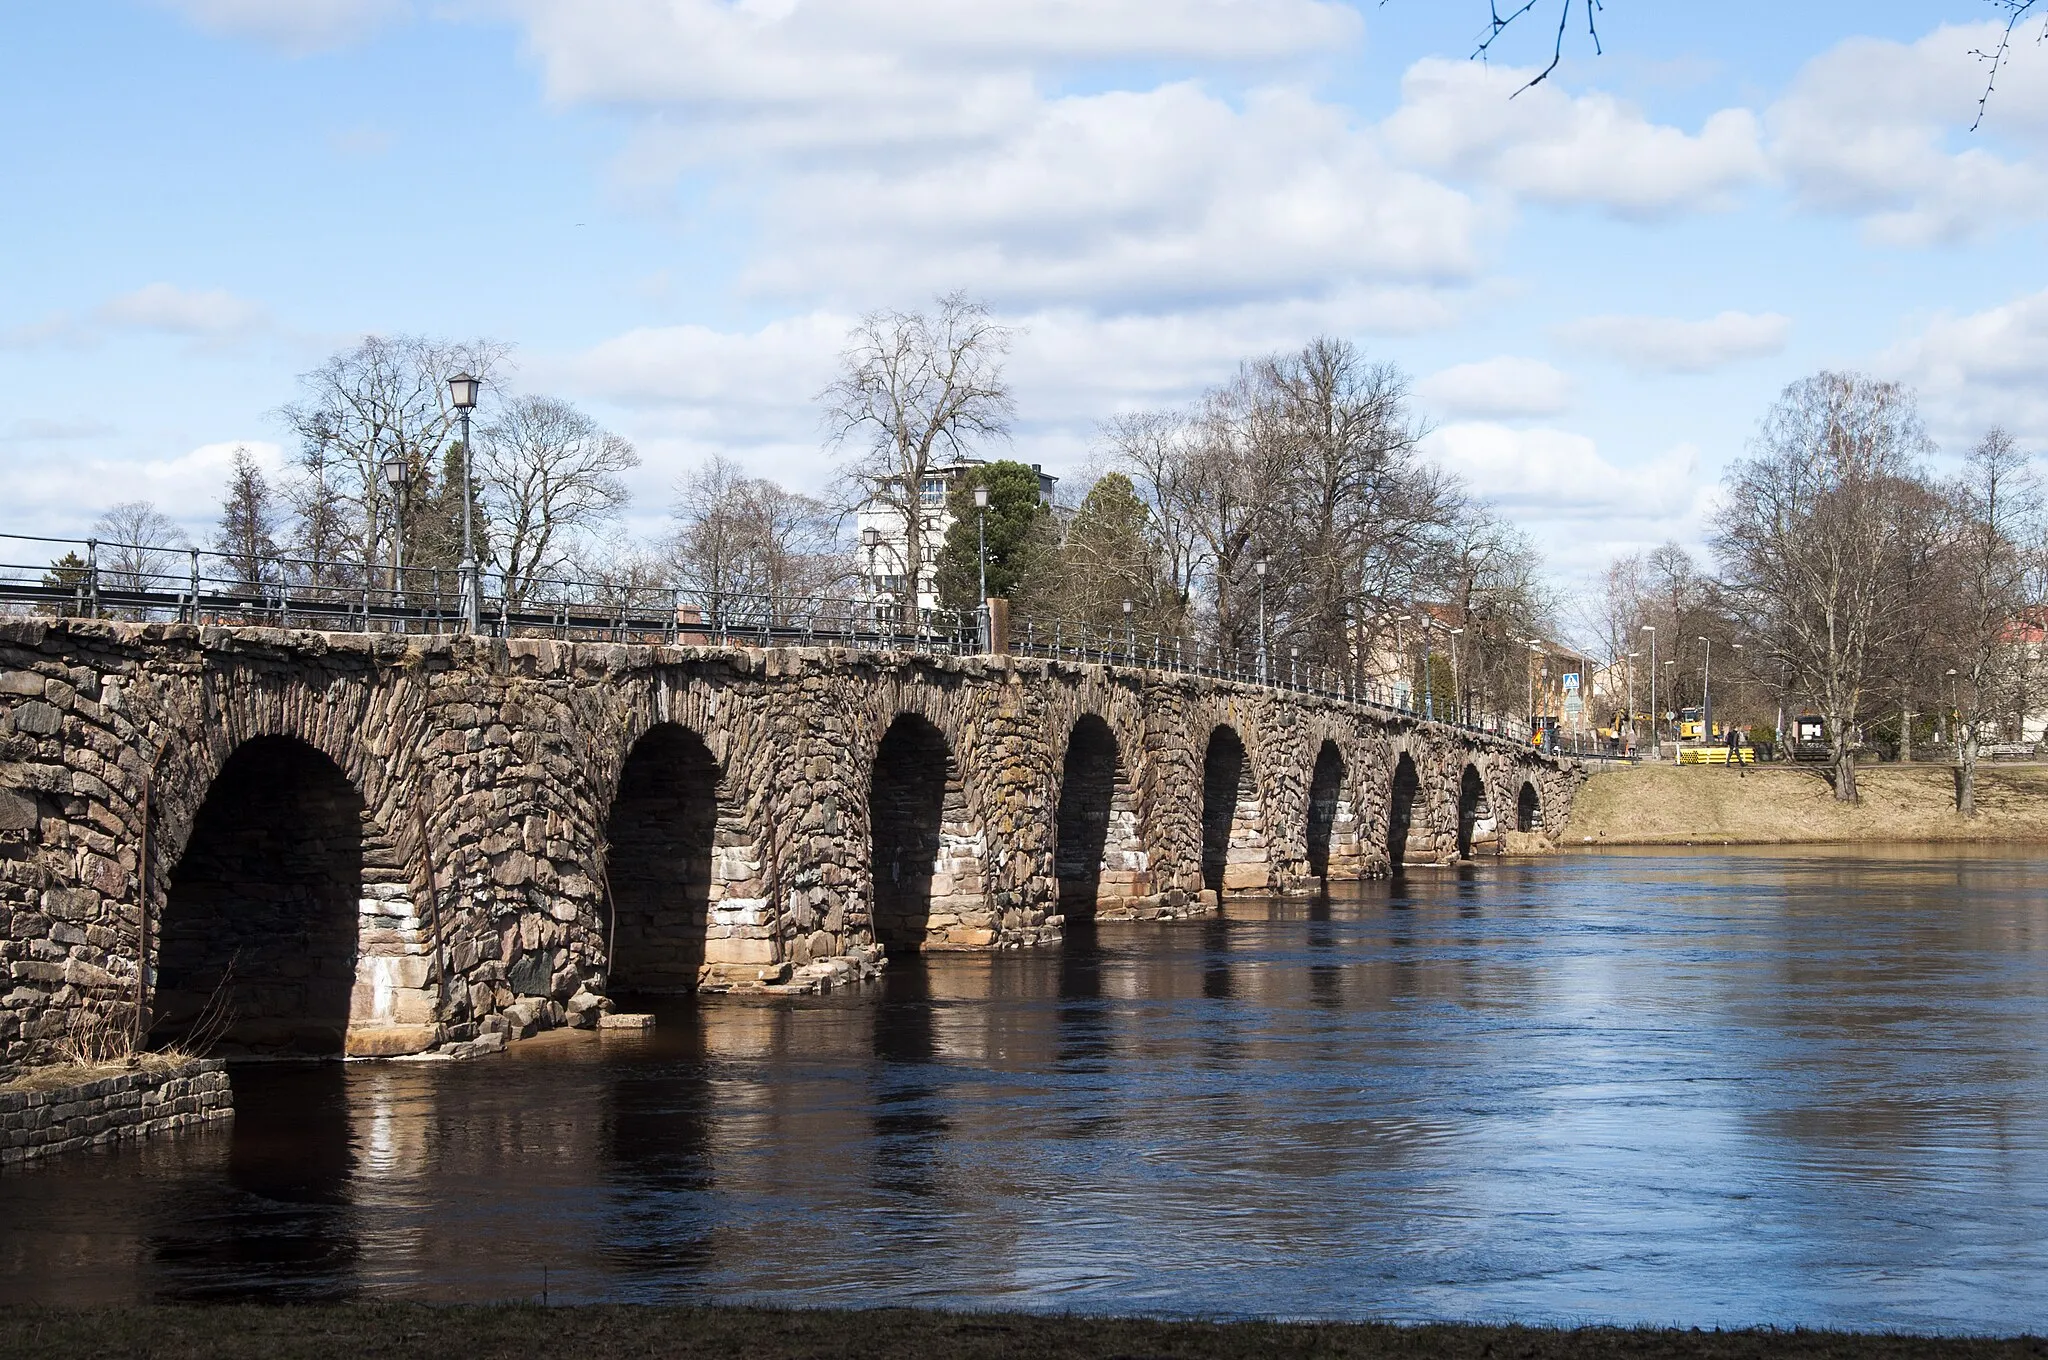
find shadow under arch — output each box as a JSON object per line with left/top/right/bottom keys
{"left": 1386, "top": 751, "right": 1420, "bottom": 873}
{"left": 1457, "top": 764, "right": 1488, "bottom": 861}
{"left": 869, "top": 713, "right": 955, "bottom": 956}
{"left": 1200, "top": 725, "right": 1250, "bottom": 895}
{"left": 606, "top": 722, "right": 721, "bottom": 995}
{"left": 1306, "top": 740, "right": 1345, "bottom": 882}
{"left": 1054, "top": 714, "right": 1120, "bottom": 920}
{"left": 153, "top": 735, "right": 365, "bottom": 1056}
{"left": 1517, "top": 780, "right": 1542, "bottom": 832}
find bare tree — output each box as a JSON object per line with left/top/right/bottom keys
{"left": 278, "top": 334, "right": 507, "bottom": 586}
{"left": 667, "top": 456, "right": 848, "bottom": 620}
{"left": 1103, "top": 410, "right": 1206, "bottom": 632}
{"left": 1714, "top": 372, "right": 1933, "bottom": 801}
{"left": 1946, "top": 428, "right": 2042, "bottom": 813}
{"left": 212, "top": 447, "right": 279, "bottom": 589}
{"left": 822, "top": 292, "right": 1014, "bottom": 611}
{"left": 474, "top": 395, "right": 638, "bottom": 605}
{"left": 92, "top": 501, "right": 189, "bottom": 593}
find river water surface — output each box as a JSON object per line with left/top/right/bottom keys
{"left": 4, "top": 846, "right": 2048, "bottom": 1332}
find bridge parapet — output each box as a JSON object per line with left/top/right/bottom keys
{"left": 0, "top": 617, "right": 1578, "bottom": 1074}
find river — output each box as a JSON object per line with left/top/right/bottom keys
{"left": 4, "top": 846, "right": 2046, "bottom": 1332}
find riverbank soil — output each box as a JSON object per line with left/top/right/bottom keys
{"left": 1568, "top": 762, "right": 2048, "bottom": 846}
{"left": 0, "top": 1306, "right": 2041, "bottom": 1359}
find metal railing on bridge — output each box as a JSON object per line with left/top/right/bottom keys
{"left": 0, "top": 530, "right": 1519, "bottom": 742}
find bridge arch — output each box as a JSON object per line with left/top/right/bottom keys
{"left": 1456, "top": 764, "right": 1492, "bottom": 861}
{"left": 1517, "top": 780, "right": 1542, "bottom": 833}
{"left": 868, "top": 712, "right": 980, "bottom": 954}
{"left": 152, "top": 735, "right": 366, "bottom": 1056}
{"left": 1386, "top": 750, "right": 1421, "bottom": 871}
{"left": 1054, "top": 713, "right": 1126, "bottom": 920}
{"left": 604, "top": 721, "right": 721, "bottom": 994}
{"left": 1200, "top": 724, "right": 1266, "bottom": 895}
{"left": 1306, "top": 740, "right": 1346, "bottom": 882}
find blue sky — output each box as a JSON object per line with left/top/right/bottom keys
{"left": 5, "top": 1, "right": 2046, "bottom": 589}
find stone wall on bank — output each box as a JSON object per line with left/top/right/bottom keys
{"left": 0, "top": 618, "right": 1580, "bottom": 1076}
{"left": 0, "top": 1057, "right": 232, "bottom": 1164}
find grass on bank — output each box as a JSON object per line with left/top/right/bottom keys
{"left": 1565, "top": 762, "right": 2048, "bottom": 846}
{"left": 0, "top": 1306, "right": 2043, "bottom": 1360}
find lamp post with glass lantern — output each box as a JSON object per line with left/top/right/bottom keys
{"left": 860, "top": 527, "right": 882, "bottom": 634}
{"left": 974, "top": 483, "right": 990, "bottom": 651}
{"left": 1527, "top": 639, "right": 1543, "bottom": 745}
{"left": 1641, "top": 624, "right": 1657, "bottom": 758}
{"left": 1255, "top": 559, "right": 1269, "bottom": 684}
{"left": 1122, "top": 598, "right": 1133, "bottom": 659}
{"left": 381, "top": 455, "right": 407, "bottom": 620}
{"left": 1448, "top": 626, "right": 1464, "bottom": 724}
{"left": 447, "top": 371, "right": 481, "bottom": 632}
{"left": 1698, "top": 635, "right": 1714, "bottom": 742}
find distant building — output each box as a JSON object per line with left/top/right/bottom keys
{"left": 854, "top": 459, "right": 1056, "bottom": 613}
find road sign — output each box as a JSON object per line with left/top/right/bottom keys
{"left": 1563, "top": 672, "right": 1581, "bottom": 692}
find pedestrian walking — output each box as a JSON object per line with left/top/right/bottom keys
{"left": 1726, "top": 723, "right": 1745, "bottom": 777}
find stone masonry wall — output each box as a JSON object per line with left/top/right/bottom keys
{"left": 1, "top": 1057, "right": 232, "bottom": 1164}
{"left": 0, "top": 618, "right": 1578, "bottom": 1076}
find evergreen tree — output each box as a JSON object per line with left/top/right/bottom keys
{"left": 933, "top": 461, "right": 1056, "bottom": 611}
{"left": 1055, "top": 471, "right": 1167, "bottom": 634}
{"left": 212, "top": 446, "right": 279, "bottom": 588}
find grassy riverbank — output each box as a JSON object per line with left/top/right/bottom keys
{"left": 1567, "top": 761, "right": 2048, "bottom": 846}
{"left": 0, "top": 1306, "right": 2039, "bottom": 1360}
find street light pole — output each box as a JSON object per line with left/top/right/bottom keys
{"left": 447, "top": 371, "right": 481, "bottom": 632}
{"left": 1641, "top": 624, "right": 1657, "bottom": 759}
{"left": 974, "top": 483, "right": 989, "bottom": 652}
{"left": 1449, "top": 626, "right": 1464, "bottom": 725}
{"left": 1422, "top": 613, "right": 1435, "bottom": 722}
{"left": 1255, "top": 559, "right": 1269, "bottom": 684}
{"left": 1699, "top": 636, "right": 1714, "bottom": 741}
{"left": 381, "top": 455, "right": 407, "bottom": 622}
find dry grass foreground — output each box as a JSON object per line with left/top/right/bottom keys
{"left": 1567, "top": 762, "right": 2048, "bottom": 846}
{"left": 0, "top": 1306, "right": 2042, "bottom": 1360}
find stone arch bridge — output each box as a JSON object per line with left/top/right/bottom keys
{"left": 0, "top": 619, "right": 1578, "bottom": 1071}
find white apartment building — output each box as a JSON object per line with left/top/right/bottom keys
{"left": 854, "top": 459, "right": 1057, "bottom": 613}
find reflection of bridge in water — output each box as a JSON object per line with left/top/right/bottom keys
{"left": 0, "top": 616, "right": 1575, "bottom": 1073}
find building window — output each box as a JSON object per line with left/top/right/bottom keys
{"left": 920, "top": 477, "right": 945, "bottom": 508}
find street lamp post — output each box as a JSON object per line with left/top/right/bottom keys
{"left": 381, "top": 455, "right": 407, "bottom": 622}
{"left": 1641, "top": 625, "right": 1658, "bottom": 759}
{"left": 1123, "top": 598, "right": 1133, "bottom": 659}
{"left": 447, "top": 371, "right": 481, "bottom": 632}
{"left": 1699, "top": 636, "right": 1714, "bottom": 741}
{"left": 860, "top": 527, "right": 881, "bottom": 635}
{"left": 1422, "top": 613, "right": 1435, "bottom": 723}
{"left": 1255, "top": 559, "right": 1269, "bottom": 684}
{"left": 1449, "top": 626, "right": 1464, "bottom": 725}
{"left": 1528, "top": 639, "right": 1542, "bottom": 745}
{"left": 974, "top": 483, "right": 990, "bottom": 652}
{"left": 1624, "top": 650, "right": 1639, "bottom": 755}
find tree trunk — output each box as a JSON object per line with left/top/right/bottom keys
{"left": 1900, "top": 705, "right": 1913, "bottom": 763}
{"left": 1831, "top": 720, "right": 1859, "bottom": 802}
{"left": 1959, "top": 722, "right": 1979, "bottom": 817}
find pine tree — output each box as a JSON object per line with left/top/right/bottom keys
{"left": 213, "top": 446, "right": 279, "bottom": 588}
{"left": 933, "top": 461, "right": 1056, "bottom": 611}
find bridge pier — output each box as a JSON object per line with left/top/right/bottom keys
{"left": 0, "top": 619, "right": 1578, "bottom": 1076}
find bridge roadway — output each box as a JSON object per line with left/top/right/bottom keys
{"left": 0, "top": 617, "right": 1578, "bottom": 1070}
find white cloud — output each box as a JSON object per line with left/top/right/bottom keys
{"left": 97, "top": 284, "right": 266, "bottom": 338}
{"left": 744, "top": 84, "right": 1480, "bottom": 306}
{"left": 517, "top": 0, "right": 1356, "bottom": 132}
{"left": 1555, "top": 311, "right": 1789, "bottom": 374}
{"left": 1769, "top": 22, "right": 2048, "bottom": 245}
{"left": 1417, "top": 356, "right": 1570, "bottom": 419}
{"left": 154, "top": 0, "right": 408, "bottom": 52}
{"left": 6, "top": 441, "right": 285, "bottom": 538}
{"left": 1382, "top": 58, "right": 1768, "bottom": 217}
{"left": 1880, "top": 287, "right": 2048, "bottom": 445}
{"left": 1422, "top": 423, "right": 1698, "bottom": 518}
